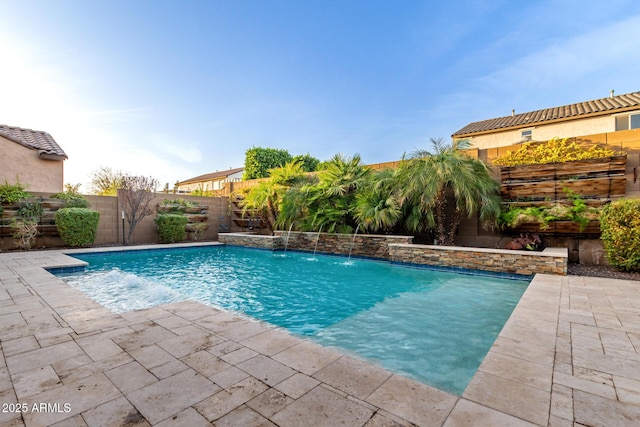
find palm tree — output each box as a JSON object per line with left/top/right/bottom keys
{"left": 354, "top": 168, "right": 402, "bottom": 232}
{"left": 305, "top": 154, "right": 371, "bottom": 233}
{"left": 396, "top": 138, "right": 501, "bottom": 245}
{"left": 241, "top": 161, "right": 307, "bottom": 230}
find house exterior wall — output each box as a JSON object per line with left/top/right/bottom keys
{"left": 464, "top": 111, "right": 640, "bottom": 150}
{"left": 176, "top": 170, "right": 245, "bottom": 193}
{"left": 0, "top": 136, "right": 64, "bottom": 193}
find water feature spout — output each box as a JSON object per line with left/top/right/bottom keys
{"left": 347, "top": 224, "right": 360, "bottom": 262}
{"left": 284, "top": 222, "right": 295, "bottom": 254}
{"left": 312, "top": 226, "right": 323, "bottom": 258}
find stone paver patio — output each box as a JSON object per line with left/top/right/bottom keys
{"left": 0, "top": 244, "right": 639, "bottom": 426}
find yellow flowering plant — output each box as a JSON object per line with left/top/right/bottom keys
{"left": 492, "top": 137, "right": 621, "bottom": 167}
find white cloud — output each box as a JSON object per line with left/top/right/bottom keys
{"left": 432, "top": 13, "right": 640, "bottom": 135}
{"left": 145, "top": 134, "right": 203, "bottom": 164}
{"left": 478, "top": 14, "right": 640, "bottom": 94}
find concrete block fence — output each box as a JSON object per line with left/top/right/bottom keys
{"left": 0, "top": 192, "right": 233, "bottom": 250}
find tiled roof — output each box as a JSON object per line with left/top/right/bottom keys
{"left": 178, "top": 167, "right": 245, "bottom": 185}
{"left": 0, "top": 124, "right": 67, "bottom": 159}
{"left": 452, "top": 91, "right": 640, "bottom": 137}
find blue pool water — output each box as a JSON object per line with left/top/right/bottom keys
{"left": 57, "top": 245, "right": 529, "bottom": 394}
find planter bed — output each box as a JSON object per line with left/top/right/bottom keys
{"left": 499, "top": 155, "right": 627, "bottom": 202}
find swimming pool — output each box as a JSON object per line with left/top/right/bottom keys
{"left": 57, "top": 245, "right": 529, "bottom": 395}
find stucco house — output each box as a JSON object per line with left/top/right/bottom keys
{"left": 452, "top": 91, "right": 640, "bottom": 149}
{"left": 0, "top": 124, "right": 67, "bottom": 193}
{"left": 175, "top": 167, "right": 244, "bottom": 194}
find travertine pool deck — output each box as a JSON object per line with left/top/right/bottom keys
{"left": 1, "top": 244, "right": 639, "bottom": 426}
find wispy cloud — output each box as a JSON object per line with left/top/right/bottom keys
{"left": 477, "top": 14, "right": 640, "bottom": 96}
{"left": 432, "top": 13, "right": 640, "bottom": 135}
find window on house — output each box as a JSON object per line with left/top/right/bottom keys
{"left": 521, "top": 129, "right": 532, "bottom": 141}
{"left": 616, "top": 113, "right": 640, "bottom": 131}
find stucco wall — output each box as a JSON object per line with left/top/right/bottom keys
{"left": 0, "top": 136, "right": 64, "bottom": 193}
{"left": 117, "top": 194, "right": 230, "bottom": 245}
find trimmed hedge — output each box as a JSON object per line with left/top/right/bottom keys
{"left": 600, "top": 199, "right": 640, "bottom": 272}
{"left": 243, "top": 147, "right": 293, "bottom": 179}
{"left": 55, "top": 208, "right": 100, "bottom": 247}
{"left": 155, "top": 213, "right": 187, "bottom": 243}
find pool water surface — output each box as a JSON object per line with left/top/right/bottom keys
{"left": 58, "top": 245, "right": 529, "bottom": 394}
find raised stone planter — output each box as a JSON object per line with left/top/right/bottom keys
{"left": 388, "top": 244, "right": 567, "bottom": 276}
{"left": 273, "top": 231, "right": 413, "bottom": 259}
{"left": 219, "top": 232, "right": 568, "bottom": 275}
{"left": 218, "top": 233, "right": 283, "bottom": 250}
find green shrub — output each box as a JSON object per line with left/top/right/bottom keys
{"left": 292, "top": 153, "right": 321, "bottom": 172}
{"left": 155, "top": 213, "right": 187, "bottom": 243}
{"left": 50, "top": 191, "right": 90, "bottom": 208}
{"left": 600, "top": 199, "right": 640, "bottom": 272}
{"left": 0, "top": 180, "right": 31, "bottom": 204}
{"left": 18, "top": 200, "right": 44, "bottom": 221}
{"left": 55, "top": 208, "right": 100, "bottom": 247}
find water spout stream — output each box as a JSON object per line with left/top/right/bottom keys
{"left": 312, "top": 226, "right": 323, "bottom": 258}
{"left": 284, "top": 222, "right": 295, "bottom": 255}
{"left": 347, "top": 224, "right": 360, "bottom": 262}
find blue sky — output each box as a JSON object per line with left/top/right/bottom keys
{"left": 1, "top": 0, "right": 639, "bottom": 191}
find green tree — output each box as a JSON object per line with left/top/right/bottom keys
{"left": 90, "top": 166, "right": 124, "bottom": 196}
{"left": 396, "top": 138, "right": 501, "bottom": 245}
{"left": 243, "top": 147, "right": 293, "bottom": 179}
{"left": 295, "top": 154, "right": 370, "bottom": 233}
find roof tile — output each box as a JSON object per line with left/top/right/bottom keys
{"left": 452, "top": 91, "right": 640, "bottom": 136}
{"left": 178, "top": 167, "right": 245, "bottom": 185}
{"left": 0, "top": 124, "right": 67, "bottom": 159}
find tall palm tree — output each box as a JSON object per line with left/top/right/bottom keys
{"left": 397, "top": 138, "right": 501, "bottom": 245}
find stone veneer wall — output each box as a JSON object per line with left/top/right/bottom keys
{"left": 388, "top": 244, "right": 568, "bottom": 276}
{"left": 218, "top": 233, "right": 283, "bottom": 250}
{"left": 272, "top": 231, "right": 413, "bottom": 259}
{"left": 219, "top": 233, "right": 568, "bottom": 275}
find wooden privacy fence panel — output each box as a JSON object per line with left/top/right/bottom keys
{"left": 500, "top": 155, "right": 627, "bottom": 202}
{"left": 499, "top": 155, "right": 627, "bottom": 236}
{"left": 499, "top": 155, "right": 626, "bottom": 183}
{"left": 501, "top": 176, "right": 627, "bottom": 201}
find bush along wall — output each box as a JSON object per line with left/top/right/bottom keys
{"left": 156, "top": 199, "right": 209, "bottom": 242}
{"left": 55, "top": 208, "right": 100, "bottom": 247}
{"left": 155, "top": 213, "right": 188, "bottom": 243}
{"left": 600, "top": 198, "right": 640, "bottom": 272}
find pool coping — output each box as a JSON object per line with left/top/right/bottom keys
{"left": 1, "top": 243, "right": 639, "bottom": 425}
